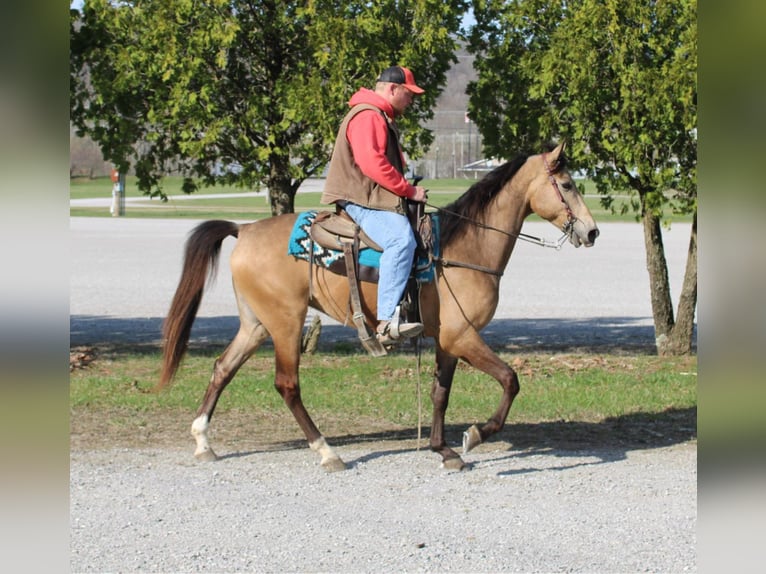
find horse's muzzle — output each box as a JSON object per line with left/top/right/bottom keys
{"left": 571, "top": 223, "right": 599, "bottom": 248}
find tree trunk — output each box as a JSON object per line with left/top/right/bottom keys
{"left": 301, "top": 315, "right": 322, "bottom": 354}
{"left": 267, "top": 155, "right": 296, "bottom": 216}
{"left": 665, "top": 212, "right": 697, "bottom": 355}
{"left": 269, "top": 184, "right": 295, "bottom": 216}
{"left": 642, "top": 207, "right": 697, "bottom": 356}
{"left": 643, "top": 209, "right": 674, "bottom": 354}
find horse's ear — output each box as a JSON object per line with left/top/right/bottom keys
{"left": 549, "top": 141, "right": 566, "bottom": 162}
{"left": 547, "top": 141, "right": 567, "bottom": 172}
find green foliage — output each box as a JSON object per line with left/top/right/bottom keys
{"left": 466, "top": 0, "right": 698, "bottom": 356}
{"left": 467, "top": 0, "right": 697, "bottom": 219}
{"left": 70, "top": 0, "right": 467, "bottom": 214}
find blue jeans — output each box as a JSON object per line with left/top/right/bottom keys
{"left": 343, "top": 203, "right": 416, "bottom": 321}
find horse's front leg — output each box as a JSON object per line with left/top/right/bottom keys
{"left": 459, "top": 336, "right": 520, "bottom": 454}
{"left": 437, "top": 330, "right": 520, "bottom": 460}
{"left": 430, "top": 346, "right": 466, "bottom": 470}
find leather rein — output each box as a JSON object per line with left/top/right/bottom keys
{"left": 425, "top": 153, "right": 578, "bottom": 278}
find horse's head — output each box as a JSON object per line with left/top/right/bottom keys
{"left": 528, "top": 142, "right": 599, "bottom": 248}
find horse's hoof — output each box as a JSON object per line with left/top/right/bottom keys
{"left": 441, "top": 456, "right": 467, "bottom": 471}
{"left": 321, "top": 457, "right": 348, "bottom": 473}
{"left": 462, "top": 424, "right": 482, "bottom": 453}
{"left": 194, "top": 448, "right": 218, "bottom": 462}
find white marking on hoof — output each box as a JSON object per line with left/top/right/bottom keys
{"left": 191, "top": 415, "right": 217, "bottom": 461}
{"left": 310, "top": 437, "right": 346, "bottom": 472}
{"left": 462, "top": 424, "right": 482, "bottom": 453}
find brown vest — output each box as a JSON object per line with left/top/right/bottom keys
{"left": 321, "top": 104, "right": 407, "bottom": 215}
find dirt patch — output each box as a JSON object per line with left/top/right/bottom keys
{"left": 71, "top": 402, "right": 696, "bottom": 459}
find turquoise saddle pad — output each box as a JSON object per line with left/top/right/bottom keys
{"left": 287, "top": 210, "right": 439, "bottom": 283}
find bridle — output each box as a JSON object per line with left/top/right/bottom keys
{"left": 425, "top": 153, "right": 578, "bottom": 277}
{"left": 542, "top": 152, "right": 578, "bottom": 239}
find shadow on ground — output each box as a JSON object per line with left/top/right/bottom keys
{"left": 219, "top": 406, "right": 696, "bottom": 471}
{"left": 71, "top": 314, "right": 695, "bottom": 353}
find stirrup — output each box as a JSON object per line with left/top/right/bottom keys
{"left": 376, "top": 309, "right": 423, "bottom": 346}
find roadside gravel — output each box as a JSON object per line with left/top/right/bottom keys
{"left": 71, "top": 440, "right": 696, "bottom": 573}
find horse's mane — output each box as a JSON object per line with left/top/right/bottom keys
{"left": 439, "top": 154, "right": 529, "bottom": 248}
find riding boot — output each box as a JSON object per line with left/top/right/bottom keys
{"left": 376, "top": 305, "right": 423, "bottom": 346}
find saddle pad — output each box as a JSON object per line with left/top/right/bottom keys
{"left": 287, "top": 210, "right": 439, "bottom": 283}
{"left": 288, "top": 211, "right": 381, "bottom": 269}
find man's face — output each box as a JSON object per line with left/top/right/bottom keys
{"left": 390, "top": 84, "right": 415, "bottom": 116}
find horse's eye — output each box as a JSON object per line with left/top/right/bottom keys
{"left": 561, "top": 181, "right": 573, "bottom": 191}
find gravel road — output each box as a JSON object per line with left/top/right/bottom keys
{"left": 70, "top": 215, "right": 697, "bottom": 573}
{"left": 71, "top": 442, "right": 696, "bottom": 573}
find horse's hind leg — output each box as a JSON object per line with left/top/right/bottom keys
{"left": 271, "top": 332, "right": 347, "bottom": 473}
{"left": 191, "top": 322, "right": 269, "bottom": 461}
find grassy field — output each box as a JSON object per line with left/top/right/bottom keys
{"left": 70, "top": 346, "right": 697, "bottom": 450}
{"left": 70, "top": 175, "right": 692, "bottom": 223}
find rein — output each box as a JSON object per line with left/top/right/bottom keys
{"left": 425, "top": 202, "right": 570, "bottom": 250}
{"left": 422, "top": 153, "right": 578, "bottom": 277}
{"left": 425, "top": 202, "right": 569, "bottom": 277}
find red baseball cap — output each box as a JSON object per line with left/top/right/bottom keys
{"left": 376, "top": 66, "right": 425, "bottom": 94}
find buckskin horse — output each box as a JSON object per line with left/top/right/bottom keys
{"left": 159, "top": 143, "right": 599, "bottom": 471}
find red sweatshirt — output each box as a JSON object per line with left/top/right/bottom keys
{"left": 345, "top": 88, "right": 416, "bottom": 199}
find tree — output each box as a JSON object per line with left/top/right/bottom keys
{"left": 466, "top": 0, "right": 697, "bottom": 355}
{"left": 70, "top": 0, "right": 466, "bottom": 215}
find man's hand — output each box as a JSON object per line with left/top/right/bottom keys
{"left": 410, "top": 185, "right": 427, "bottom": 202}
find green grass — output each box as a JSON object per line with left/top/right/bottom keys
{"left": 69, "top": 175, "right": 251, "bottom": 200}
{"left": 71, "top": 349, "right": 697, "bottom": 428}
{"left": 69, "top": 175, "right": 692, "bottom": 223}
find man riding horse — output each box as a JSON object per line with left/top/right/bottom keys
{"left": 321, "top": 65, "right": 428, "bottom": 346}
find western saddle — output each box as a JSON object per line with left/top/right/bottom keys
{"left": 307, "top": 202, "right": 431, "bottom": 356}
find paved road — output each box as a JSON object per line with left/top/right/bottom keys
{"left": 70, "top": 215, "right": 695, "bottom": 350}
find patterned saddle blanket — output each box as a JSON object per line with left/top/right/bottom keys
{"left": 287, "top": 210, "right": 439, "bottom": 283}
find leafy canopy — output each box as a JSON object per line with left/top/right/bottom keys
{"left": 467, "top": 0, "right": 697, "bottom": 219}
{"left": 71, "top": 0, "right": 466, "bottom": 214}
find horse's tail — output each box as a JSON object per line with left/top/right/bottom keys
{"left": 157, "top": 220, "right": 240, "bottom": 391}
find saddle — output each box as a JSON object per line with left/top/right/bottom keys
{"left": 309, "top": 210, "right": 384, "bottom": 253}
{"left": 307, "top": 204, "right": 433, "bottom": 357}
